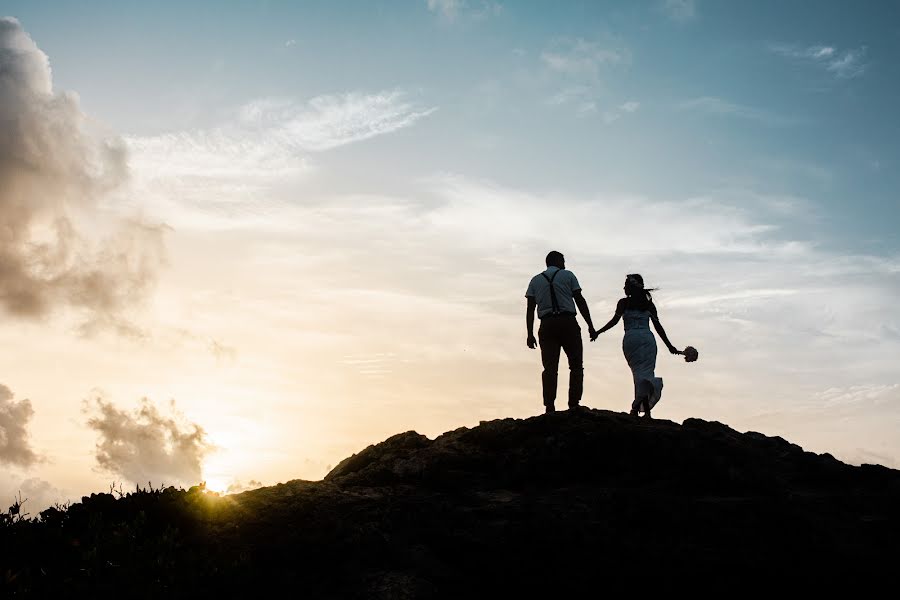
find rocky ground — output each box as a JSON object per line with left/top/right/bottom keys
{"left": 3, "top": 409, "right": 898, "bottom": 597}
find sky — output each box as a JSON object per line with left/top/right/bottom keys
{"left": 1, "top": 0, "right": 898, "bottom": 511}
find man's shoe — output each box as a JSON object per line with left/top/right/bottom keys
{"left": 545, "top": 406, "right": 556, "bottom": 414}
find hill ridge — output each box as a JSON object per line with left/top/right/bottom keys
{"left": 3, "top": 408, "right": 899, "bottom": 597}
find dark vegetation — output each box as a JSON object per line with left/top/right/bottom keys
{"left": 3, "top": 409, "right": 899, "bottom": 597}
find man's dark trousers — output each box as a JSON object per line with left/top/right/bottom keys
{"left": 538, "top": 314, "right": 583, "bottom": 409}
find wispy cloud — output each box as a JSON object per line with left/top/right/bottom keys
{"left": 426, "top": 0, "right": 502, "bottom": 23}
{"left": 769, "top": 43, "right": 867, "bottom": 79}
{"left": 421, "top": 174, "right": 788, "bottom": 257}
{"left": 245, "top": 92, "right": 437, "bottom": 152}
{"left": 124, "top": 90, "right": 437, "bottom": 235}
{"left": 661, "top": 0, "right": 697, "bottom": 22}
{"left": 602, "top": 100, "right": 640, "bottom": 123}
{"left": 539, "top": 38, "right": 629, "bottom": 116}
{"left": 541, "top": 38, "right": 626, "bottom": 77}
{"left": 815, "top": 384, "right": 900, "bottom": 409}
{"left": 129, "top": 90, "right": 436, "bottom": 178}
{"left": 678, "top": 96, "right": 804, "bottom": 126}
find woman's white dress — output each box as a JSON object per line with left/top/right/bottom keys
{"left": 622, "top": 308, "right": 663, "bottom": 411}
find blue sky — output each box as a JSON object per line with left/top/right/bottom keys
{"left": 12, "top": 0, "right": 898, "bottom": 245}
{"left": 1, "top": 1, "right": 898, "bottom": 507}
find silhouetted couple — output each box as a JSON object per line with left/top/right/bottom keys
{"left": 525, "top": 251, "right": 683, "bottom": 417}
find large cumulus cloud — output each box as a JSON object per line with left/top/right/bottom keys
{"left": 0, "top": 17, "right": 163, "bottom": 328}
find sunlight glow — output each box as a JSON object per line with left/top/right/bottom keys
{"left": 203, "top": 475, "right": 231, "bottom": 494}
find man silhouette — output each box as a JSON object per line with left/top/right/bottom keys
{"left": 525, "top": 251, "right": 596, "bottom": 413}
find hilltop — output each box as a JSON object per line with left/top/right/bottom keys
{"left": 3, "top": 408, "right": 899, "bottom": 597}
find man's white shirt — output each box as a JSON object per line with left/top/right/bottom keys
{"left": 525, "top": 267, "right": 581, "bottom": 318}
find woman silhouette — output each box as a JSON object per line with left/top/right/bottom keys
{"left": 591, "top": 274, "right": 682, "bottom": 418}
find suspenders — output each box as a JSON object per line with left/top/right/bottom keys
{"left": 541, "top": 269, "right": 563, "bottom": 315}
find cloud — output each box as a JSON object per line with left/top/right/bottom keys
{"left": 815, "top": 384, "right": 900, "bottom": 409}
{"left": 85, "top": 396, "right": 213, "bottom": 487}
{"left": 127, "top": 90, "right": 435, "bottom": 180}
{"left": 603, "top": 100, "right": 640, "bottom": 123}
{"left": 769, "top": 43, "right": 867, "bottom": 79}
{"left": 225, "top": 479, "right": 263, "bottom": 494}
{"left": 0, "top": 477, "right": 67, "bottom": 516}
{"left": 541, "top": 38, "right": 626, "bottom": 77}
{"left": 426, "top": 0, "right": 502, "bottom": 22}
{"left": 421, "top": 175, "right": 791, "bottom": 257}
{"left": 427, "top": 0, "right": 463, "bottom": 20}
{"left": 678, "top": 96, "right": 804, "bottom": 126}
{"left": 661, "top": 0, "right": 697, "bottom": 22}
{"left": 285, "top": 39, "right": 296, "bottom": 47}
{"left": 125, "top": 90, "right": 437, "bottom": 232}
{"left": 0, "top": 17, "right": 165, "bottom": 327}
{"left": 539, "top": 38, "right": 629, "bottom": 115}
{"left": 0, "top": 384, "right": 39, "bottom": 468}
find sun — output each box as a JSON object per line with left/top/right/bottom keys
{"left": 203, "top": 476, "right": 231, "bottom": 494}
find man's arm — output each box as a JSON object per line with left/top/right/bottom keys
{"left": 572, "top": 290, "right": 596, "bottom": 338}
{"left": 526, "top": 296, "right": 537, "bottom": 349}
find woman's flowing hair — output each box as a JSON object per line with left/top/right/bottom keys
{"left": 625, "top": 273, "right": 657, "bottom": 307}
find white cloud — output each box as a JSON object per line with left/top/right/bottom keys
{"left": 540, "top": 38, "right": 626, "bottom": 77}
{"left": 225, "top": 479, "right": 263, "bottom": 494}
{"left": 678, "top": 96, "right": 803, "bottom": 126}
{"left": 128, "top": 90, "right": 435, "bottom": 181}
{"left": 85, "top": 396, "right": 213, "bottom": 487}
{"left": 815, "top": 384, "right": 900, "bottom": 408}
{"left": 0, "top": 384, "right": 39, "bottom": 468}
{"left": 259, "top": 91, "right": 437, "bottom": 152}
{"left": 285, "top": 39, "right": 296, "bottom": 47}
{"left": 420, "top": 175, "right": 791, "bottom": 257}
{"left": 0, "top": 17, "right": 165, "bottom": 328}
{"left": 426, "top": 0, "right": 502, "bottom": 22}
{"left": 0, "top": 477, "right": 67, "bottom": 516}
{"left": 603, "top": 100, "right": 640, "bottom": 123}
{"left": 427, "top": 0, "right": 463, "bottom": 20}
{"left": 769, "top": 43, "right": 867, "bottom": 79}
{"left": 539, "top": 38, "right": 629, "bottom": 116}
{"left": 125, "top": 90, "right": 437, "bottom": 230}
{"left": 661, "top": 0, "right": 697, "bottom": 22}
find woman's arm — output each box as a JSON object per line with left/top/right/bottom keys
{"left": 650, "top": 311, "right": 681, "bottom": 354}
{"left": 592, "top": 314, "right": 621, "bottom": 338}
{"left": 590, "top": 299, "right": 624, "bottom": 341}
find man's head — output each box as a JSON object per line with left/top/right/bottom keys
{"left": 545, "top": 251, "right": 565, "bottom": 269}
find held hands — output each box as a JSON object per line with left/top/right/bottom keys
{"left": 589, "top": 327, "right": 600, "bottom": 342}
{"left": 527, "top": 334, "right": 537, "bottom": 349}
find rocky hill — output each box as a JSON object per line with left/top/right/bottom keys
{"left": 3, "top": 409, "right": 899, "bottom": 597}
